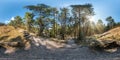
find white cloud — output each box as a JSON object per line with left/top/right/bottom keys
{"left": 11, "top": 17, "right": 15, "bottom": 20}
{"left": 5, "top": 17, "right": 15, "bottom": 24}
{"left": 5, "top": 20, "right": 10, "bottom": 24}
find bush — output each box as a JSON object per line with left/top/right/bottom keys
{"left": 0, "top": 22, "right": 5, "bottom": 26}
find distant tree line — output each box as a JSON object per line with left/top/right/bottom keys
{"left": 0, "top": 22, "right": 5, "bottom": 26}
{"left": 7, "top": 3, "right": 120, "bottom": 41}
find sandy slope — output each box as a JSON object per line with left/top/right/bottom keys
{"left": 98, "top": 27, "right": 120, "bottom": 41}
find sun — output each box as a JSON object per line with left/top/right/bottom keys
{"left": 87, "top": 16, "right": 94, "bottom": 22}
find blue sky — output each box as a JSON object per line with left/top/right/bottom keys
{"left": 0, "top": 0, "right": 120, "bottom": 24}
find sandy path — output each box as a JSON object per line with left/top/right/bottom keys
{"left": 0, "top": 45, "right": 120, "bottom": 60}
{"left": 0, "top": 37, "right": 120, "bottom": 60}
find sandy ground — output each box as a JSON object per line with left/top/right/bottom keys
{"left": 0, "top": 38, "right": 120, "bottom": 60}
{"left": 1, "top": 45, "right": 120, "bottom": 60}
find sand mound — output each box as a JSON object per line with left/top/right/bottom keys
{"left": 0, "top": 26, "right": 30, "bottom": 54}
{"left": 87, "top": 27, "right": 120, "bottom": 52}
{"left": 98, "top": 27, "right": 120, "bottom": 41}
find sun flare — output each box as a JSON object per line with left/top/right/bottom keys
{"left": 87, "top": 16, "right": 95, "bottom": 22}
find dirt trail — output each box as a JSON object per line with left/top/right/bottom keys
{"left": 0, "top": 37, "right": 120, "bottom": 60}
{"left": 1, "top": 45, "right": 120, "bottom": 60}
